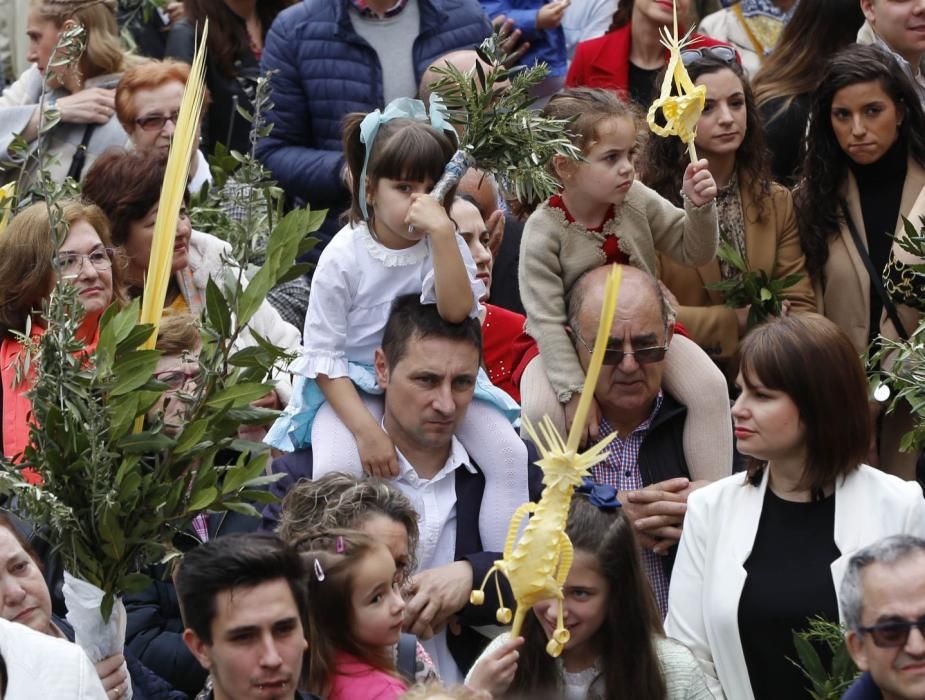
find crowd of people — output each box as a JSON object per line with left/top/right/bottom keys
{"left": 1, "top": 0, "right": 925, "bottom": 698}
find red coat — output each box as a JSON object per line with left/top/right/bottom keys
{"left": 482, "top": 304, "right": 538, "bottom": 404}
{"left": 566, "top": 23, "right": 732, "bottom": 97}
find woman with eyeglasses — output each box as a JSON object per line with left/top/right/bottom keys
{"left": 664, "top": 313, "right": 925, "bottom": 700}
{"left": 0, "top": 0, "right": 137, "bottom": 188}
{"left": 0, "top": 200, "right": 127, "bottom": 467}
{"left": 751, "top": 0, "right": 864, "bottom": 185}
{"left": 115, "top": 59, "right": 214, "bottom": 196}
{"left": 795, "top": 44, "right": 925, "bottom": 480}
{"left": 640, "top": 52, "right": 814, "bottom": 379}
{"left": 565, "top": 0, "right": 733, "bottom": 107}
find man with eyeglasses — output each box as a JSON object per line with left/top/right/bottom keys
{"left": 842, "top": 535, "right": 925, "bottom": 699}
{"left": 567, "top": 264, "right": 724, "bottom": 616}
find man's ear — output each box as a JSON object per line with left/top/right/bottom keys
{"left": 182, "top": 629, "right": 213, "bottom": 671}
{"left": 859, "top": 0, "right": 876, "bottom": 24}
{"left": 665, "top": 323, "right": 675, "bottom": 346}
{"left": 374, "top": 348, "right": 390, "bottom": 390}
{"left": 845, "top": 630, "right": 871, "bottom": 672}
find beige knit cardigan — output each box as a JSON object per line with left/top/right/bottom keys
{"left": 519, "top": 181, "right": 719, "bottom": 401}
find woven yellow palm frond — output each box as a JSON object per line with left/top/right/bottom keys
{"left": 469, "top": 265, "right": 623, "bottom": 647}
{"left": 138, "top": 20, "right": 209, "bottom": 348}
{"left": 0, "top": 183, "right": 15, "bottom": 236}
{"left": 646, "top": 0, "right": 706, "bottom": 162}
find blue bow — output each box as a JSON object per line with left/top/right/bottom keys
{"left": 576, "top": 478, "right": 622, "bottom": 511}
{"left": 358, "top": 96, "right": 451, "bottom": 220}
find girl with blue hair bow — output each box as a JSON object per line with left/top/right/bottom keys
{"left": 266, "top": 97, "right": 528, "bottom": 556}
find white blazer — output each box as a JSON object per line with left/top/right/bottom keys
{"left": 665, "top": 465, "right": 925, "bottom": 700}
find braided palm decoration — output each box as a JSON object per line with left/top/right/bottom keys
{"left": 469, "top": 265, "right": 623, "bottom": 656}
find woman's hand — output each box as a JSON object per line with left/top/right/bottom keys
{"left": 57, "top": 88, "right": 116, "bottom": 125}
{"left": 467, "top": 636, "right": 525, "bottom": 697}
{"left": 563, "top": 391, "right": 601, "bottom": 447}
{"left": 357, "top": 424, "right": 399, "bottom": 478}
{"left": 405, "top": 194, "right": 455, "bottom": 239}
{"left": 681, "top": 159, "right": 718, "bottom": 207}
{"left": 165, "top": 1, "right": 185, "bottom": 22}
{"left": 95, "top": 653, "right": 129, "bottom": 699}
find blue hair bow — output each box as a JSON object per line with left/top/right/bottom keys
{"left": 576, "top": 478, "right": 622, "bottom": 511}
{"left": 358, "top": 96, "right": 452, "bottom": 220}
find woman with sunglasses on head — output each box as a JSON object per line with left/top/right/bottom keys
{"left": 0, "top": 201, "right": 127, "bottom": 469}
{"left": 795, "top": 44, "right": 925, "bottom": 480}
{"left": 0, "top": 0, "right": 138, "bottom": 188}
{"left": 750, "top": 0, "right": 864, "bottom": 185}
{"left": 566, "top": 0, "right": 733, "bottom": 107}
{"left": 641, "top": 52, "right": 814, "bottom": 378}
{"left": 665, "top": 313, "right": 925, "bottom": 700}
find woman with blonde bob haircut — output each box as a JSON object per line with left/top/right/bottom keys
{"left": 665, "top": 313, "right": 925, "bottom": 700}
{"left": 0, "top": 200, "right": 127, "bottom": 465}
{"left": 0, "top": 0, "right": 137, "bottom": 185}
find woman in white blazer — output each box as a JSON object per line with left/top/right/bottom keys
{"left": 665, "top": 313, "right": 925, "bottom": 700}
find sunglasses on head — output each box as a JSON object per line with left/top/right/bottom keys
{"left": 573, "top": 332, "right": 669, "bottom": 365}
{"left": 859, "top": 616, "right": 925, "bottom": 648}
{"left": 681, "top": 45, "right": 739, "bottom": 67}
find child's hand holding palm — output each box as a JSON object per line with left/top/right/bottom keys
{"left": 681, "top": 158, "right": 718, "bottom": 207}
{"left": 406, "top": 193, "right": 456, "bottom": 239}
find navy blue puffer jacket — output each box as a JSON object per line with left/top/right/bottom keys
{"left": 257, "top": 0, "right": 491, "bottom": 242}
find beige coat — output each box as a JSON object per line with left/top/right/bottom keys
{"left": 519, "top": 181, "right": 718, "bottom": 400}
{"left": 817, "top": 159, "right": 925, "bottom": 478}
{"left": 659, "top": 179, "right": 816, "bottom": 364}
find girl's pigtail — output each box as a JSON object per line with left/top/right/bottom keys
{"left": 342, "top": 112, "right": 370, "bottom": 224}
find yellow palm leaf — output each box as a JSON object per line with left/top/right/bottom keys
{"left": 0, "top": 182, "right": 15, "bottom": 236}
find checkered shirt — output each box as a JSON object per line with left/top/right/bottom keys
{"left": 589, "top": 392, "right": 671, "bottom": 617}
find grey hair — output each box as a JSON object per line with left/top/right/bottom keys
{"left": 840, "top": 535, "right": 925, "bottom": 630}
{"left": 278, "top": 472, "right": 420, "bottom": 581}
{"left": 566, "top": 266, "right": 676, "bottom": 337}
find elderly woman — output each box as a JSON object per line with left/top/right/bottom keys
{"left": 795, "top": 44, "right": 925, "bottom": 479}
{"left": 0, "top": 200, "right": 126, "bottom": 465}
{"left": 0, "top": 512, "right": 185, "bottom": 698}
{"left": 115, "top": 58, "right": 213, "bottom": 194}
{"left": 81, "top": 149, "right": 301, "bottom": 406}
{"left": 0, "top": 0, "right": 134, "bottom": 185}
{"left": 665, "top": 314, "right": 925, "bottom": 700}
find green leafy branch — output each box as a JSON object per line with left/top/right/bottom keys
{"left": 706, "top": 241, "right": 804, "bottom": 328}
{"left": 790, "top": 617, "right": 859, "bottom": 700}
{"left": 428, "top": 26, "right": 583, "bottom": 207}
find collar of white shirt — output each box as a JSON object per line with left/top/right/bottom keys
{"left": 392, "top": 432, "right": 477, "bottom": 486}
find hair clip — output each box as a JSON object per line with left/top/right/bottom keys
{"left": 335, "top": 536, "right": 345, "bottom": 554}
{"left": 576, "top": 478, "right": 622, "bottom": 511}
{"left": 314, "top": 558, "right": 325, "bottom": 582}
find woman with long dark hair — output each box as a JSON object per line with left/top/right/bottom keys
{"left": 795, "top": 43, "right": 925, "bottom": 479}
{"left": 641, "top": 52, "right": 814, "bottom": 375}
{"left": 751, "top": 0, "right": 864, "bottom": 184}
{"left": 164, "top": 0, "right": 294, "bottom": 155}
{"left": 565, "top": 0, "right": 731, "bottom": 107}
{"left": 467, "top": 492, "right": 712, "bottom": 699}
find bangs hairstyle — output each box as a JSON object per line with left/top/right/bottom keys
{"left": 300, "top": 531, "right": 400, "bottom": 695}
{"left": 509, "top": 496, "right": 666, "bottom": 699}
{"left": 640, "top": 55, "right": 771, "bottom": 220}
{"left": 82, "top": 149, "right": 181, "bottom": 247}
{"left": 32, "top": 0, "right": 132, "bottom": 78}
{"left": 796, "top": 44, "right": 925, "bottom": 280}
{"left": 0, "top": 200, "right": 127, "bottom": 334}
{"left": 115, "top": 59, "right": 212, "bottom": 130}
{"left": 738, "top": 313, "right": 870, "bottom": 493}
{"left": 342, "top": 114, "right": 457, "bottom": 224}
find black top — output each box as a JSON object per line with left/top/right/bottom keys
{"left": 759, "top": 94, "right": 811, "bottom": 187}
{"left": 848, "top": 133, "right": 908, "bottom": 345}
{"left": 739, "top": 488, "right": 841, "bottom": 700}
{"left": 628, "top": 62, "right": 660, "bottom": 109}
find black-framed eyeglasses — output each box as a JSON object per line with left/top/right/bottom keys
{"left": 681, "top": 45, "right": 739, "bottom": 67}
{"left": 135, "top": 110, "right": 180, "bottom": 131}
{"left": 54, "top": 248, "right": 114, "bottom": 276}
{"left": 573, "top": 330, "right": 669, "bottom": 365}
{"left": 154, "top": 367, "right": 202, "bottom": 389}
{"left": 858, "top": 616, "right": 925, "bottom": 648}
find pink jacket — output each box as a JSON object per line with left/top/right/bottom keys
{"left": 327, "top": 652, "right": 407, "bottom": 700}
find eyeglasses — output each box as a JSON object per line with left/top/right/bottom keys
{"left": 54, "top": 248, "right": 114, "bottom": 276}
{"left": 153, "top": 367, "right": 201, "bottom": 388}
{"left": 681, "top": 45, "right": 739, "bottom": 66}
{"left": 573, "top": 331, "right": 669, "bottom": 365}
{"left": 858, "top": 617, "right": 925, "bottom": 648}
{"left": 135, "top": 110, "right": 180, "bottom": 131}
